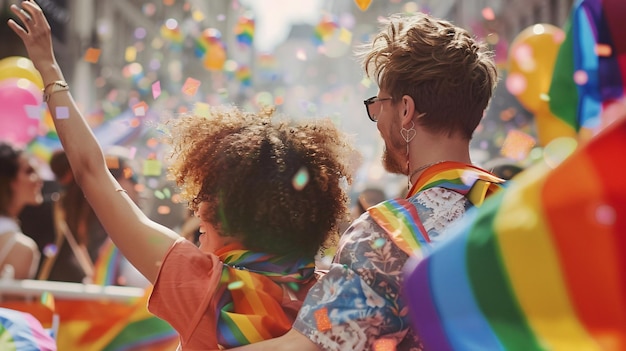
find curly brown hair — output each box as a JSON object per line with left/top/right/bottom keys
{"left": 165, "top": 105, "right": 354, "bottom": 257}
{"left": 359, "top": 13, "right": 498, "bottom": 139}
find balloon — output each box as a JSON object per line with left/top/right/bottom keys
{"left": 0, "top": 56, "right": 44, "bottom": 89}
{"left": 0, "top": 78, "right": 42, "bottom": 147}
{"left": 507, "top": 24, "right": 564, "bottom": 114}
{"left": 534, "top": 103, "right": 577, "bottom": 147}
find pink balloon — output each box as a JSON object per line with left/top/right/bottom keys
{"left": 0, "top": 78, "right": 42, "bottom": 147}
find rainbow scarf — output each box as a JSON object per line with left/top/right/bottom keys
{"left": 404, "top": 118, "right": 626, "bottom": 350}
{"left": 548, "top": 0, "right": 626, "bottom": 132}
{"left": 93, "top": 239, "right": 122, "bottom": 286}
{"left": 368, "top": 162, "right": 504, "bottom": 256}
{"left": 214, "top": 249, "right": 315, "bottom": 348}
{"left": 0, "top": 307, "right": 57, "bottom": 351}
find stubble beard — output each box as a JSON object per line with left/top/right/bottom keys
{"left": 382, "top": 146, "right": 406, "bottom": 175}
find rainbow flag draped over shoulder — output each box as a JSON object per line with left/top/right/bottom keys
{"left": 404, "top": 117, "right": 626, "bottom": 350}
{"left": 548, "top": 0, "right": 626, "bottom": 132}
{"left": 368, "top": 162, "right": 504, "bottom": 256}
{"left": 214, "top": 249, "right": 315, "bottom": 348}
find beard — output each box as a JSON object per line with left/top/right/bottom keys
{"left": 382, "top": 146, "right": 406, "bottom": 175}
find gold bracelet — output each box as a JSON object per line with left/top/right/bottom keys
{"left": 43, "top": 80, "right": 69, "bottom": 102}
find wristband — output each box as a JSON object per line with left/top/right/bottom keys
{"left": 43, "top": 80, "right": 69, "bottom": 102}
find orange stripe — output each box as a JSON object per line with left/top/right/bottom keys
{"left": 544, "top": 136, "right": 626, "bottom": 349}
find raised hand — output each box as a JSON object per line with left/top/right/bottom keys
{"left": 7, "top": 0, "right": 59, "bottom": 80}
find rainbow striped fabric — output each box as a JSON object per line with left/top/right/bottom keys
{"left": 93, "top": 239, "right": 122, "bottom": 286}
{"left": 368, "top": 162, "right": 504, "bottom": 256}
{"left": 548, "top": 0, "right": 626, "bottom": 132}
{"left": 215, "top": 250, "right": 315, "bottom": 347}
{"left": 404, "top": 117, "right": 626, "bottom": 350}
{"left": 0, "top": 307, "right": 56, "bottom": 351}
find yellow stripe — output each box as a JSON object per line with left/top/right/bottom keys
{"left": 494, "top": 164, "right": 601, "bottom": 350}
{"left": 234, "top": 271, "right": 269, "bottom": 341}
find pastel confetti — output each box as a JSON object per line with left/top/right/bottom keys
{"left": 152, "top": 81, "right": 161, "bottom": 99}
{"left": 133, "top": 101, "right": 148, "bottom": 116}
{"left": 105, "top": 155, "right": 120, "bottom": 169}
{"left": 143, "top": 159, "right": 162, "bottom": 176}
{"left": 182, "top": 77, "right": 201, "bottom": 97}
{"left": 84, "top": 47, "right": 102, "bottom": 63}
{"left": 227, "top": 281, "right": 245, "bottom": 290}
{"left": 373, "top": 339, "right": 396, "bottom": 351}
{"left": 292, "top": 167, "right": 310, "bottom": 191}
{"left": 338, "top": 28, "right": 353, "bottom": 44}
{"left": 55, "top": 106, "right": 69, "bottom": 119}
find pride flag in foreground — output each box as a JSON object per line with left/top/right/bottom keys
{"left": 0, "top": 307, "right": 56, "bottom": 351}
{"left": 404, "top": 116, "right": 626, "bottom": 350}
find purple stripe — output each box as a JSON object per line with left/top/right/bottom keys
{"left": 403, "top": 256, "right": 453, "bottom": 351}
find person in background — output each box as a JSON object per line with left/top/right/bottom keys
{"left": 231, "top": 11, "right": 503, "bottom": 350}
{"left": 9, "top": 3, "right": 354, "bottom": 350}
{"left": 36, "top": 149, "right": 148, "bottom": 287}
{"left": 350, "top": 186, "right": 386, "bottom": 220}
{"left": 0, "top": 141, "right": 42, "bottom": 280}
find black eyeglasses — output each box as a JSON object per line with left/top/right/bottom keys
{"left": 363, "top": 96, "right": 393, "bottom": 122}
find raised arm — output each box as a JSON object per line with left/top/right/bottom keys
{"left": 7, "top": 0, "right": 178, "bottom": 283}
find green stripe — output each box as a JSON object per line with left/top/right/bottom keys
{"left": 220, "top": 303, "right": 250, "bottom": 345}
{"left": 103, "top": 317, "right": 176, "bottom": 351}
{"left": 0, "top": 324, "right": 17, "bottom": 351}
{"left": 466, "top": 192, "right": 545, "bottom": 350}
{"left": 548, "top": 17, "right": 580, "bottom": 131}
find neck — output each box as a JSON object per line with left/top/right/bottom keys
{"left": 408, "top": 133, "right": 471, "bottom": 185}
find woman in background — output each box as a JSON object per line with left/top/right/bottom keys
{"left": 0, "top": 141, "right": 42, "bottom": 280}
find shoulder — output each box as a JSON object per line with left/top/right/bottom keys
{"left": 408, "top": 187, "right": 470, "bottom": 240}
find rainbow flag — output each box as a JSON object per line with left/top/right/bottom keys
{"left": 93, "top": 239, "right": 123, "bottom": 286}
{"left": 0, "top": 307, "right": 57, "bottom": 351}
{"left": 404, "top": 117, "right": 626, "bottom": 350}
{"left": 548, "top": 0, "right": 626, "bottom": 132}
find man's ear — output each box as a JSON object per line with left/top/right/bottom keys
{"left": 400, "top": 95, "right": 416, "bottom": 126}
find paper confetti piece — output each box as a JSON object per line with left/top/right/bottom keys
{"left": 314, "top": 307, "right": 332, "bottom": 332}
{"left": 133, "top": 101, "right": 149, "bottom": 116}
{"left": 182, "top": 77, "right": 201, "bottom": 97}
{"left": 194, "top": 102, "right": 211, "bottom": 118}
{"left": 55, "top": 106, "right": 69, "bottom": 119}
{"left": 84, "top": 48, "right": 101, "bottom": 63}
{"left": 339, "top": 28, "right": 352, "bottom": 44}
{"left": 500, "top": 129, "right": 536, "bottom": 161}
{"left": 105, "top": 155, "right": 120, "bottom": 169}
{"left": 143, "top": 159, "right": 162, "bottom": 176}
{"left": 373, "top": 339, "right": 396, "bottom": 351}
{"left": 354, "top": 0, "right": 372, "bottom": 11}
{"left": 24, "top": 105, "right": 42, "bottom": 119}
{"left": 152, "top": 81, "right": 162, "bottom": 99}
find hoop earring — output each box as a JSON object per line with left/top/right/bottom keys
{"left": 400, "top": 121, "right": 416, "bottom": 190}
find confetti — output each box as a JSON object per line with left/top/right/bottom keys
{"left": 84, "top": 47, "right": 101, "bottom": 63}
{"left": 354, "top": 0, "right": 372, "bottom": 11}
{"left": 314, "top": 307, "right": 332, "bottom": 332}
{"left": 133, "top": 101, "right": 148, "bottom": 116}
{"left": 228, "top": 281, "right": 245, "bottom": 290}
{"left": 157, "top": 205, "right": 171, "bottom": 215}
{"left": 292, "top": 167, "right": 310, "bottom": 191}
{"left": 143, "top": 159, "right": 162, "bottom": 176}
{"left": 55, "top": 106, "right": 69, "bottom": 119}
{"left": 182, "top": 77, "right": 201, "bottom": 97}
{"left": 105, "top": 155, "right": 120, "bottom": 170}
{"left": 500, "top": 130, "right": 535, "bottom": 161}
{"left": 152, "top": 81, "right": 161, "bottom": 99}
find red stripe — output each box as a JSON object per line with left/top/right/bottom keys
{"left": 543, "top": 120, "right": 626, "bottom": 348}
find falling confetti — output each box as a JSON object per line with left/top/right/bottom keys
{"left": 227, "top": 280, "right": 245, "bottom": 290}
{"left": 354, "top": 0, "right": 372, "bottom": 11}
{"left": 182, "top": 77, "right": 201, "bottom": 97}
{"left": 500, "top": 129, "right": 536, "bottom": 161}
{"left": 152, "top": 81, "right": 161, "bottom": 99}
{"left": 143, "top": 159, "right": 162, "bottom": 176}
{"left": 55, "top": 106, "right": 69, "bottom": 119}
{"left": 292, "top": 167, "right": 310, "bottom": 191}
{"left": 83, "top": 48, "right": 101, "bottom": 63}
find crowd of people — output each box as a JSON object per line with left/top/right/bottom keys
{"left": 1, "top": 0, "right": 622, "bottom": 350}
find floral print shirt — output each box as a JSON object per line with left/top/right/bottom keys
{"left": 293, "top": 188, "right": 471, "bottom": 351}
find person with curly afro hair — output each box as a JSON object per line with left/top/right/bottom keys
{"left": 12, "top": 5, "right": 354, "bottom": 349}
